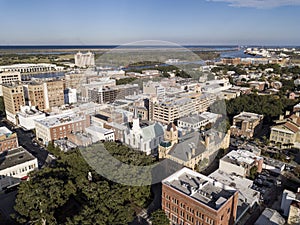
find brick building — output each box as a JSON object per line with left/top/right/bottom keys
{"left": 0, "top": 127, "right": 18, "bottom": 153}
{"left": 35, "top": 112, "right": 90, "bottom": 145}
{"left": 162, "top": 167, "right": 238, "bottom": 225}
{"left": 230, "top": 112, "right": 264, "bottom": 139}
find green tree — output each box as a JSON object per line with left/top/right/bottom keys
{"left": 13, "top": 146, "right": 154, "bottom": 225}
{"left": 249, "top": 166, "right": 258, "bottom": 180}
{"left": 150, "top": 209, "right": 170, "bottom": 225}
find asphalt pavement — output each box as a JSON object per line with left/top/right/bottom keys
{"left": 0, "top": 118, "right": 49, "bottom": 168}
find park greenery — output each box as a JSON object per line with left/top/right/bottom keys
{"left": 116, "top": 77, "right": 138, "bottom": 85}
{"left": 13, "top": 142, "right": 156, "bottom": 225}
{"left": 0, "top": 53, "right": 74, "bottom": 66}
{"left": 211, "top": 94, "right": 298, "bottom": 124}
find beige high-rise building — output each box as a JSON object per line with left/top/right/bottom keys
{"left": 2, "top": 83, "right": 25, "bottom": 124}
{"left": 0, "top": 71, "right": 21, "bottom": 96}
{"left": 27, "top": 83, "right": 46, "bottom": 111}
{"left": 43, "top": 80, "right": 64, "bottom": 110}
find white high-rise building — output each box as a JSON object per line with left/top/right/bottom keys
{"left": 74, "top": 51, "right": 95, "bottom": 68}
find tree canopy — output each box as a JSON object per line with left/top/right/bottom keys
{"left": 150, "top": 209, "right": 170, "bottom": 225}
{"left": 13, "top": 143, "right": 155, "bottom": 225}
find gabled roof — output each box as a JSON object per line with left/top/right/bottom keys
{"left": 283, "top": 122, "right": 299, "bottom": 133}
{"left": 168, "top": 132, "right": 205, "bottom": 162}
{"left": 141, "top": 123, "right": 164, "bottom": 141}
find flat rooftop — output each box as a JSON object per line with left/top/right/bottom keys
{"left": 179, "top": 114, "right": 207, "bottom": 124}
{"left": 86, "top": 125, "right": 113, "bottom": 134}
{"left": 163, "top": 167, "right": 236, "bottom": 210}
{"left": 0, "top": 147, "right": 36, "bottom": 171}
{"left": 0, "top": 127, "right": 13, "bottom": 136}
{"left": 233, "top": 112, "right": 263, "bottom": 122}
{"left": 35, "top": 112, "right": 86, "bottom": 127}
{"left": 209, "top": 169, "right": 260, "bottom": 207}
{"left": 221, "top": 150, "right": 263, "bottom": 166}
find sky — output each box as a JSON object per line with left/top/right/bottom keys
{"left": 0, "top": 0, "right": 300, "bottom": 45}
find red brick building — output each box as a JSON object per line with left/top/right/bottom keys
{"left": 162, "top": 168, "right": 238, "bottom": 225}
{"left": 35, "top": 112, "right": 90, "bottom": 145}
{"left": 0, "top": 127, "right": 19, "bottom": 153}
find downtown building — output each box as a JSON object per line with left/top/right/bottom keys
{"left": 35, "top": 112, "right": 91, "bottom": 145}
{"left": 162, "top": 167, "right": 238, "bottom": 225}
{"left": 0, "top": 71, "right": 21, "bottom": 96}
{"left": 150, "top": 93, "right": 216, "bottom": 124}
{"left": 88, "top": 84, "right": 140, "bottom": 104}
{"left": 0, "top": 127, "right": 19, "bottom": 153}
{"left": 2, "top": 83, "right": 25, "bottom": 124}
{"left": 74, "top": 51, "right": 95, "bottom": 68}
{"left": 0, "top": 147, "right": 38, "bottom": 191}
{"left": 0, "top": 63, "right": 64, "bottom": 73}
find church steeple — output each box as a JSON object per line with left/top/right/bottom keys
{"left": 132, "top": 107, "right": 140, "bottom": 133}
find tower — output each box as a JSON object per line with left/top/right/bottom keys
{"left": 132, "top": 107, "right": 140, "bottom": 134}
{"left": 165, "top": 122, "right": 178, "bottom": 146}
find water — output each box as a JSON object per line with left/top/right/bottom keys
{"left": 22, "top": 72, "right": 65, "bottom": 80}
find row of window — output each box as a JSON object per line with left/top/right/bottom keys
{"left": 0, "top": 164, "right": 36, "bottom": 179}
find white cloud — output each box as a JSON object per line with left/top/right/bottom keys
{"left": 208, "top": 0, "right": 300, "bottom": 8}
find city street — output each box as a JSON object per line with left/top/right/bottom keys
{"left": 0, "top": 118, "right": 49, "bottom": 168}
{"left": 0, "top": 190, "right": 17, "bottom": 224}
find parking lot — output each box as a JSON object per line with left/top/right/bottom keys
{"left": 251, "top": 169, "right": 281, "bottom": 205}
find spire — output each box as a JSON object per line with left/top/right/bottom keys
{"left": 133, "top": 106, "right": 138, "bottom": 119}
{"left": 132, "top": 107, "right": 140, "bottom": 133}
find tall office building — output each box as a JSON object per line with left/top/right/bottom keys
{"left": 2, "top": 83, "right": 25, "bottom": 124}
{"left": 27, "top": 83, "right": 46, "bottom": 111}
{"left": 43, "top": 80, "right": 65, "bottom": 110}
{"left": 74, "top": 51, "right": 95, "bottom": 68}
{"left": 0, "top": 71, "right": 21, "bottom": 96}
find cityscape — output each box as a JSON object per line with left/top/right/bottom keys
{"left": 0, "top": 1, "right": 300, "bottom": 225}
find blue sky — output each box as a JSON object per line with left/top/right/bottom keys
{"left": 0, "top": 0, "right": 299, "bottom": 45}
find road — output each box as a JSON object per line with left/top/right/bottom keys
{"left": 0, "top": 118, "right": 50, "bottom": 168}
{"left": 0, "top": 191, "right": 18, "bottom": 224}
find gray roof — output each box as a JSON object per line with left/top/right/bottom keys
{"left": 141, "top": 123, "right": 164, "bottom": 141}
{"left": 164, "top": 169, "right": 236, "bottom": 210}
{"left": 168, "top": 130, "right": 224, "bottom": 162}
{"left": 179, "top": 114, "right": 207, "bottom": 124}
{"left": 0, "top": 147, "right": 36, "bottom": 170}
{"left": 168, "top": 132, "right": 206, "bottom": 162}
{"left": 255, "top": 208, "right": 285, "bottom": 225}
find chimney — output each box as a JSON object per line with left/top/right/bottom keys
{"left": 279, "top": 115, "right": 284, "bottom": 121}
{"left": 192, "top": 147, "right": 195, "bottom": 156}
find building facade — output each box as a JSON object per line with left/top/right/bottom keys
{"left": 35, "top": 112, "right": 91, "bottom": 145}
{"left": 2, "top": 83, "right": 25, "bottom": 124}
{"left": 27, "top": 82, "right": 46, "bottom": 110}
{"left": 219, "top": 150, "right": 263, "bottom": 178}
{"left": 124, "top": 109, "right": 164, "bottom": 155}
{"left": 17, "top": 106, "right": 46, "bottom": 130}
{"left": 162, "top": 167, "right": 239, "bottom": 225}
{"left": 0, "top": 147, "right": 38, "bottom": 191}
{"left": 43, "top": 80, "right": 65, "bottom": 110}
{"left": 74, "top": 51, "right": 95, "bottom": 68}
{"left": 270, "top": 115, "right": 300, "bottom": 148}
{"left": 230, "top": 112, "right": 264, "bottom": 138}
{"left": 0, "top": 127, "right": 18, "bottom": 153}
{"left": 0, "top": 71, "right": 21, "bottom": 96}
{"left": 151, "top": 94, "right": 216, "bottom": 124}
